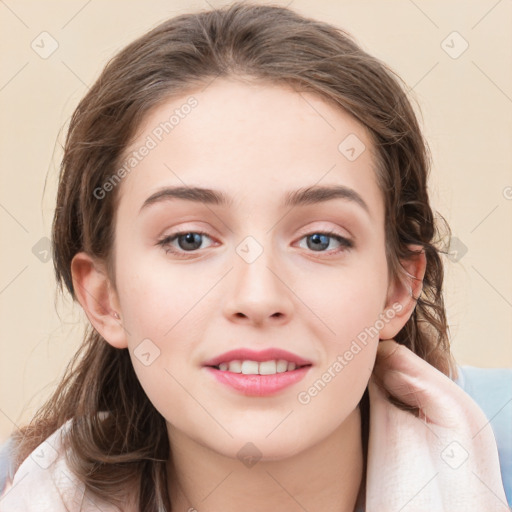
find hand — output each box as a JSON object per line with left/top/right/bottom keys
{"left": 365, "top": 339, "right": 509, "bottom": 512}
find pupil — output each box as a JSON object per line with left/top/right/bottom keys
{"left": 308, "top": 233, "right": 329, "bottom": 251}
{"left": 180, "top": 233, "right": 202, "bottom": 250}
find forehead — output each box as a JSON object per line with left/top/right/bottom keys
{"left": 115, "top": 77, "right": 383, "bottom": 219}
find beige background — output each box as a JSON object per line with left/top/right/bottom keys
{"left": 0, "top": 0, "right": 511, "bottom": 444}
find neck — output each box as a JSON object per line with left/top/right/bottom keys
{"left": 166, "top": 407, "right": 364, "bottom": 512}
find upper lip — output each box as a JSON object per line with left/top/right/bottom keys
{"left": 202, "top": 348, "right": 313, "bottom": 368}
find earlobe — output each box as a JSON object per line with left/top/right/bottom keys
{"left": 70, "top": 252, "right": 128, "bottom": 349}
{"left": 379, "top": 245, "right": 427, "bottom": 340}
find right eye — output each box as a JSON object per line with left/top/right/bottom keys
{"left": 157, "top": 230, "right": 216, "bottom": 257}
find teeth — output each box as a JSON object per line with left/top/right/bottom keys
{"left": 241, "top": 360, "right": 259, "bottom": 375}
{"left": 216, "top": 359, "right": 302, "bottom": 375}
{"left": 259, "top": 360, "right": 276, "bottom": 375}
{"left": 227, "top": 360, "right": 241, "bottom": 373}
{"left": 276, "top": 360, "right": 288, "bottom": 373}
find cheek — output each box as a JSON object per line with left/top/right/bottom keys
{"left": 295, "top": 269, "right": 384, "bottom": 421}
{"left": 115, "top": 253, "right": 210, "bottom": 340}
{"left": 114, "top": 256, "right": 212, "bottom": 406}
{"left": 298, "top": 255, "right": 388, "bottom": 343}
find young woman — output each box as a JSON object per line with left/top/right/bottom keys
{"left": 0, "top": 3, "right": 508, "bottom": 511}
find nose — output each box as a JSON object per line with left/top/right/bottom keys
{"left": 222, "top": 240, "right": 294, "bottom": 327}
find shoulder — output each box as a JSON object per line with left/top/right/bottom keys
{"left": 0, "top": 419, "right": 120, "bottom": 512}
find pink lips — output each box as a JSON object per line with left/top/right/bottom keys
{"left": 204, "top": 366, "right": 311, "bottom": 396}
{"left": 202, "top": 348, "right": 313, "bottom": 397}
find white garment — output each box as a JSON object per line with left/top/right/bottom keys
{"left": 0, "top": 419, "right": 119, "bottom": 512}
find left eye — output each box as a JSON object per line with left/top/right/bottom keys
{"left": 297, "top": 232, "right": 353, "bottom": 253}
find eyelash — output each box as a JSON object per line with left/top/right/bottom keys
{"left": 156, "top": 229, "right": 354, "bottom": 258}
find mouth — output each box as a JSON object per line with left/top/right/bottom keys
{"left": 202, "top": 348, "right": 313, "bottom": 396}
{"left": 204, "top": 363, "right": 312, "bottom": 396}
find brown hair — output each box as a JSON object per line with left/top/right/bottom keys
{"left": 11, "top": 2, "right": 455, "bottom": 510}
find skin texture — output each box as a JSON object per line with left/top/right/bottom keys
{"left": 71, "top": 77, "right": 425, "bottom": 511}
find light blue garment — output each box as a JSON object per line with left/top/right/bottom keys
{"left": 0, "top": 438, "right": 11, "bottom": 497}
{"left": 454, "top": 365, "right": 512, "bottom": 507}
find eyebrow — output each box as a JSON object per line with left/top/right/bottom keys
{"left": 139, "top": 184, "right": 370, "bottom": 214}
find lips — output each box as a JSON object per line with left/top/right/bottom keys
{"left": 202, "top": 348, "right": 313, "bottom": 368}
{"left": 204, "top": 365, "right": 311, "bottom": 396}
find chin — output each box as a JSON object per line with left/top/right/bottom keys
{"left": 209, "top": 432, "right": 312, "bottom": 464}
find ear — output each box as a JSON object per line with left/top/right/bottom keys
{"left": 70, "top": 251, "right": 128, "bottom": 349}
{"left": 379, "top": 244, "right": 427, "bottom": 340}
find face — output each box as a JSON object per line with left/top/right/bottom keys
{"left": 105, "top": 77, "right": 397, "bottom": 459}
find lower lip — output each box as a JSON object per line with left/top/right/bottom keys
{"left": 203, "top": 366, "right": 311, "bottom": 396}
